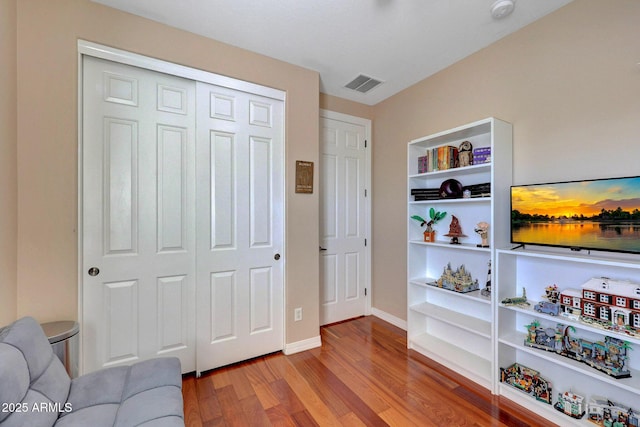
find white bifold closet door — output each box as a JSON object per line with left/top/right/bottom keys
{"left": 195, "top": 82, "right": 284, "bottom": 373}
{"left": 81, "top": 55, "right": 284, "bottom": 375}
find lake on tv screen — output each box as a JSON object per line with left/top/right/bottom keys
{"left": 512, "top": 221, "right": 640, "bottom": 253}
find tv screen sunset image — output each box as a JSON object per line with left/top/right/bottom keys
{"left": 511, "top": 176, "right": 640, "bottom": 253}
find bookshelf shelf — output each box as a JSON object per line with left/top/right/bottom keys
{"left": 496, "top": 247, "right": 640, "bottom": 421}
{"left": 407, "top": 117, "right": 512, "bottom": 393}
{"left": 409, "top": 197, "right": 491, "bottom": 206}
{"left": 408, "top": 240, "right": 491, "bottom": 252}
{"left": 409, "top": 332, "right": 492, "bottom": 390}
{"left": 409, "top": 162, "right": 491, "bottom": 179}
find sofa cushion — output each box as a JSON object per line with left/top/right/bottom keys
{"left": 60, "top": 366, "right": 129, "bottom": 412}
{"left": 0, "top": 344, "right": 30, "bottom": 423}
{"left": 1, "top": 317, "right": 184, "bottom": 426}
{"left": 57, "top": 357, "right": 183, "bottom": 426}
{"left": 0, "top": 317, "right": 71, "bottom": 427}
{"left": 52, "top": 404, "right": 119, "bottom": 427}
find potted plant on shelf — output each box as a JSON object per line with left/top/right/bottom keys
{"left": 411, "top": 208, "right": 447, "bottom": 242}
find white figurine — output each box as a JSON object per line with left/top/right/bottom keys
{"left": 475, "top": 221, "right": 489, "bottom": 248}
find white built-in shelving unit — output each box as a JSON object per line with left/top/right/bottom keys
{"left": 408, "top": 117, "right": 640, "bottom": 425}
{"left": 496, "top": 247, "right": 640, "bottom": 425}
{"left": 407, "top": 117, "right": 512, "bottom": 390}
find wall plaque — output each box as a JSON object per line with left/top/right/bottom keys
{"left": 295, "top": 160, "right": 314, "bottom": 194}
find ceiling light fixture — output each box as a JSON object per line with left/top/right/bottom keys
{"left": 491, "top": 0, "right": 515, "bottom": 19}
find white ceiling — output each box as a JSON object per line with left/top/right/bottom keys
{"left": 92, "top": 0, "right": 572, "bottom": 105}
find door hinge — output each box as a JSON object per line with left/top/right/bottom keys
{"left": 365, "top": 238, "right": 367, "bottom": 247}
{"left": 365, "top": 189, "right": 367, "bottom": 197}
{"left": 365, "top": 288, "right": 367, "bottom": 296}
{"left": 364, "top": 140, "right": 367, "bottom": 148}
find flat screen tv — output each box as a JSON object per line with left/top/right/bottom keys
{"left": 511, "top": 176, "right": 640, "bottom": 254}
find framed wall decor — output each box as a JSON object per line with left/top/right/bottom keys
{"left": 295, "top": 160, "right": 314, "bottom": 194}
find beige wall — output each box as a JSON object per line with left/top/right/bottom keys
{"left": 7, "top": 0, "right": 640, "bottom": 338}
{"left": 15, "top": 0, "right": 320, "bottom": 344}
{"left": 371, "top": 0, "right": 640, "bottom": 320}
{"left": 0, "top": 0, "right": 17, "bottom": 325}
{"left": 320, "top": 93, "right": 374, "bottom": 120}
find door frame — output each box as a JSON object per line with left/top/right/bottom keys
{"left": 319, "top": 109, "right": 372, "bottom": 318}
{"left": 77, "top": 40, "right": 286, "bottom": 374}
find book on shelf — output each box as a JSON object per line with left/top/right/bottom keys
{"left": 411, "top": 188, "right": 440, "bottom": 201}
{"left": 410, "top": 188, "right": 440, "bottom": 195}
{"left": 418, "top": 155, "right": 429, "bottom": 173}
{"left": 437, "top": 146, "right": 445, "bottom": 170}
{"left": 416, "top": 145, "right": 460, "bottom": 173}
{"left": 411, "top": 183, "right": 491, "bottom": 200}
{"left": 472, "top": 146, "right": 491, "bottom": 164}
{"left": 413, "top": 195, "right": 440, "bottom": 201}
{"left": 436, "top": 145, "right": 458, "bottom": 171}
{"left": 463, "top": 182, "right": 491, "bottom": 198}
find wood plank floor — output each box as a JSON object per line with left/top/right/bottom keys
{"left": 183, "top": 316, "right": 555, "bottom": 426}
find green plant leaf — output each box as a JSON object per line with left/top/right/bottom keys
{"left": 410, "top": 215, "right": 425, "bottom": 222}
{"left": 429, "top": 207, "right": 435, "bottom": 219}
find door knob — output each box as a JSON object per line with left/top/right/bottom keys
{"left": 88, "top": 267, "right": 100, "bottom": 276}
{"left": 274, "top": 253, "right": 281, "bottom": 260}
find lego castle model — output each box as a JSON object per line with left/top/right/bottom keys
{"left": 433, "top": 263, "right": 479, "bottom": 293}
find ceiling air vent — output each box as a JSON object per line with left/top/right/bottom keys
{"left": 344, "top": 74, "right": 383, "bottom": 93}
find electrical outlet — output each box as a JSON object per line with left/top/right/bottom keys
{"left": 294, "top": 307, "right": 303, "bottom": 322}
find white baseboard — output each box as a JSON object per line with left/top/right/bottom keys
{"left": 284, "top": 311, "right": 405, "bottom": 355}
{"left": 283, "top": 335, "right": 322, "bottom": 355}
{"left": 371, "top": 308, "right": 407, "bottom": 330}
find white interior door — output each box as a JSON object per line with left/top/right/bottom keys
{"left": 195, "top": 82, "right": 284, "bottom": 373}
{"left": 319, "top": 112, "right": 371, "bottom": 325}
{"left": 82, "top": 56, "right": 196, "bottom": 373}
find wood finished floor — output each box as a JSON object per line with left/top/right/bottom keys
{"left": 182, "top": 316, "right": 554, "bottom": 426}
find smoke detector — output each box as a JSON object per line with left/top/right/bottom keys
{"left": 491, "top": 0, "right": 515, "bottom": 19}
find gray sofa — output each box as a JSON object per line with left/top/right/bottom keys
{"left": 0, "top": 317, "right": 184, "bottom": 426}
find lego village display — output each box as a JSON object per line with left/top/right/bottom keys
{"left": 534, "top": 284, "right": 561, "bottom": 317}
{"left": 589, "top": 398, "right": 639, "bottom": 426}
{"left": 559, "top": 288, "right": 583, "bottom": 321}
{"left": 474, "top": 221, "right": 490, "bottom": 248}
{"left": 554, "top": 390, "right": 585, "bottom": 420}
{"left": 587, "top": 397, "right": 638, "bottom": 426}
{"left": 524, "top": 320, "right": 632, "bottom": 379}
{"left": 410, "top": 208, "right": 446, "bottom": 243}
{"left": 500, "top": 363, "right": 552, "bottom": 404}
{"left": 431, "top": 263, "right": 479, "bottom": 293}
{"left": 533, "top": 277, "right": 640, "bottom": 339}
{"left": 444, "top": 215, "right": 466, "bottom": 244}
{"left": 579, "top": 277, "right": 640, "bottom": 339}
{"left": 501, "top": 287, "right": 530, "bottom": 307}
{"left": 544, "top": 284, "right": 560, "bottom": 303}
